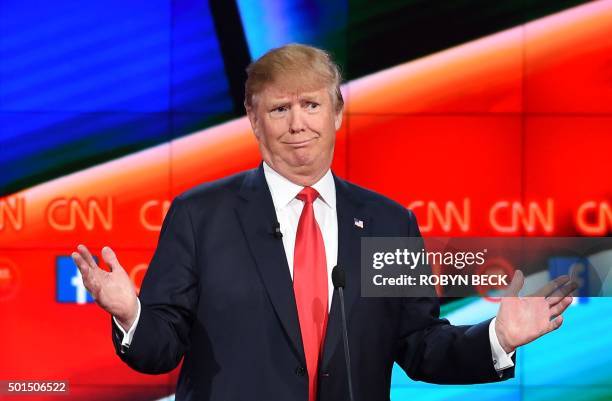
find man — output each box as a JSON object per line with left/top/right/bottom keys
{"left": 72, "top": 44, "right": 575, "bottom": 401}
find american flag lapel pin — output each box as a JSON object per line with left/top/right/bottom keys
{"left": 354, "top": 218, "right": 364, "bottom": 229}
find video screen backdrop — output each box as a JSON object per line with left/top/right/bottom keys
{"left": 1, "top": 0, "right": 611, "bottom": 400}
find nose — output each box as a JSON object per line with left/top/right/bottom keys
{"left": 288, "top": 106, "right": 305, "bottom": 134}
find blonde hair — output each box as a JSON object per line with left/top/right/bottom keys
{"left": 244, "top": 43, "right": 344, "bottom": 112}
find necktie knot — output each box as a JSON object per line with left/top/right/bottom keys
{"left": 297, "top": 187, "right": 319, "bottom": 204}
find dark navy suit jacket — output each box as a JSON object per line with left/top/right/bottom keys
{"left": 112, "top": 164, "right": 514, "bottom": 401}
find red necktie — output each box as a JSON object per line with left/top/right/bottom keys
{"left": 294, "top": 187, "right": 329, "bottom": 401}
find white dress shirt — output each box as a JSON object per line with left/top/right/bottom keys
{"left": 263, "top": 161, "right": 337, "bottom": 312}
{"left": 115, "top": 161, "right": 514, "bottom": 371}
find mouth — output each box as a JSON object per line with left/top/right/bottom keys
{"left": 282, "top": 137, "right": 316, "bottom": 148}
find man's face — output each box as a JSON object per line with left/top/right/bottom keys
{"left": 247, "top": 83, "right": 343, "bottom": 179}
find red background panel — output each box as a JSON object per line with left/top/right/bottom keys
{"left": 0, "top": 145, "right": 171, "bottom": 250}
{"left": 0, "top": 249, "right": 175, "bottom": 387}
{"left": 524, "top": 116, "right": 612, "bottom": 235}
{"left": 169, "top": 118, "right": 348, "bottom": 196}
{"left": 346, "top": 115, "right": 522, "bottom": 236}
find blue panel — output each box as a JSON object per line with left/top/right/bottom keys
{"left": 390, "top": 296, "right": 612, "bottom": 400}
{"left": 171, "top": 0, "right": 234, "bottom": 113}
{"left": 523, "top": 387, "right": 612, "bottom": 401}
{"left": 236, "top": 0, "right": 347, "bottom": 59}
{"left": 548, "top": 256, "right": 590, "bottom": 300}
{"left": 0, "top": 111, "right": 170, "bottom": 190}
{"left": 391, "top": 387, "right": 520, "bottom": 401}
{"left": 522, "top": 298, "right": 612, "bottom": 386}
{"left": 0, "top": 0, "right": 171, "bottom": 112}
{"left": 56, "top": 255, "right": 95, "bottom": 304}
{"left": 0, "top": 0, "right": 235, "bottom": 194}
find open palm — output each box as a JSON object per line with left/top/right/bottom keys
{"left": 495, "top": 270, "right": 577, "bottom": 353}
{"left": 71, "top": 244, "right": 138, "bottom": 330}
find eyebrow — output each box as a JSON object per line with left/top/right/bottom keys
{"left": 268, "top": 93, "right": 321, "bottom": 109}
{"left": 269, "top": 100, "right": 290, "bottom": 109}
{"left": 298, "top": 92, "right": 323, "bottom": 101}
{"left": 267, "top": 93, "right": 322, "bottom": 108}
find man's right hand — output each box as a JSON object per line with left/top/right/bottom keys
{"left": 71, "top": 244, "right": 138, "bottom": 332}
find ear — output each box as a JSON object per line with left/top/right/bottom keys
{"left": 334, "top": 108, "right": 343, "bottom": 131}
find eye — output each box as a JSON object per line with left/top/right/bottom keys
{"left": 269, "top": 106, "right": 288, "bottom": 117}
{"left": 305, "top": 102, "right": 320, "bottom": 111}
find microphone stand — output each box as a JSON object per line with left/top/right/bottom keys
{"left": 332, "top": 265, "right": 355, "bottom": 401}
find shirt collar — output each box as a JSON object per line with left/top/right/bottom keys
{"left": 263, "top": 161, "right": 336, "bottom": 211}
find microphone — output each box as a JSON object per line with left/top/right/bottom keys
{"left": 272, "top": 222, "right": 283, "bottom": 239}
{"left": 332, "top": 265, "right": 354, "bottom": 401}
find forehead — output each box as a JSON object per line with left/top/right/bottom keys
{"left": 258, "top": 84, "right": 329, "bottom": 104}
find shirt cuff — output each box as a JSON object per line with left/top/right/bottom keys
{"left": 112, "top": 298, "right": 141, "bottom": 348}
{"left": 489, "top": 317, "right": 515, "bottom": 371}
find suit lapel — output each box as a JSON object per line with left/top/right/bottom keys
{"left": 321, "top": 175, "right": 370, "bottom": 371}
{"left": 235, "top": 165, "right": 305, "bottom": 365}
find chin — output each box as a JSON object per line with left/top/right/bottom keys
{"left": 289, "top": 148, "right": 316, "bottom": 165}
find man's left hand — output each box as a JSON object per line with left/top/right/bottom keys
{"left": 495, "top": 270, "right": 577, "bottom": 353}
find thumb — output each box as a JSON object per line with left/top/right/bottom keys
{"left": 101, "top": 246, "right": 123, "bottom": 273}
{"left": 505, "top": 270, "right": 524, "bottom": 297}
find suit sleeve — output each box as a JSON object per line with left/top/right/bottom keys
{"left": 111, "top": 195, "right": 199, "bottom": 374}
{"left": 393, "top": 210, "right": 516, "bottom": 384}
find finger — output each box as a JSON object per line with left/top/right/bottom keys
{"left": 569, "top": 265, "right": 581, "bottom": 296}
{"left": 101, "top": 246, "right": 123, "bottom": 273}
{"left": 532, "top": 275, "right": 570, "bottom": 297}
{"left": 549, "top": 296, "right": 573, "bottom": 318}
{"left": 548, "top": 314, "right": 564, "bottom": 332}
{"left": 71, "top": 252, "right": 91, "bottom": 281}
{"left": 505, "top": 270, "right": 524, "bottom": 296}
{"left": 77, "top": 244, "right": 98, "bottom": 269}
{"left": 546, "top": 281, "right": 578, "bottom": 306}
{"left": 569, "top": 263, "right": 580, "bottom": 281}
{"left": 71, "top": 252, "right": 98, "bottom": 293}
